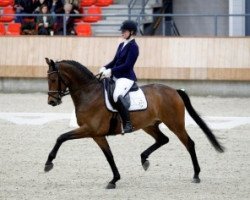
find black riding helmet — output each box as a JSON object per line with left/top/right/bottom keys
{"left": 120, "top": 20, "right": 138, "bottom": 35}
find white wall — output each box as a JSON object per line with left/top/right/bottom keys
{"left": 229, "top": 0, "right": 245, "bottom": 36}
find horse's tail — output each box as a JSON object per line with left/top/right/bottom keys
{"left": 177, "top": 89, "right": 224, "bottom": 153}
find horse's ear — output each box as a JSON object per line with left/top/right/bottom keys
{"left": 50, "top": 59, "right": 55, "bottom": 67}
{"left": 45, "top": 57, "right": 50, "bottom": 65}
{"left": 50, "top": 59, "right": 56, "bottom": 71}
{"left": 45, "top": 58, "right": 56, "bottom": 71}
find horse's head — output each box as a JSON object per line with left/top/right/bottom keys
{"left": 45, "top": 58, "right": 69, "bottom": 106}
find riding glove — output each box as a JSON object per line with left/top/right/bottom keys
{"left": 99, "top": 67, "right": 106, "bottom": 73}
{"left": 102, "top": 69, "right": 111, "bottom": 78}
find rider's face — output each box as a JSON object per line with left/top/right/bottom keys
{"left": 121, "top": 30, "right": 132, "bottom": 39}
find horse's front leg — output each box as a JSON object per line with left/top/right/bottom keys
{"left": 93, "top": 137, "right": 121, "bottom": 189}
{"left": 44, "top": 127, "right": 87, "bottom": 172}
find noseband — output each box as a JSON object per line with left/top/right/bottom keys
{"left": 47, "top": 70, "right": 70, "bottom": 101}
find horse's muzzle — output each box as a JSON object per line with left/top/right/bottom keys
{"left": 48, "top": 99, "right": 62, "bottom": 106}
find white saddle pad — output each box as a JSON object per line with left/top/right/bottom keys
{"left": 104, "top": 88, "right": 147, "bottom": 112}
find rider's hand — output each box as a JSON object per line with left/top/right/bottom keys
{"left": 102, "top": 69, "right": 111, "bottom": 78}
{"left": 99, "top": 67, "right": 106, "bottom": 73}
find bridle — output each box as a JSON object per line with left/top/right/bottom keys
{"left": 47, "top": 69, "right": 70, "bottom": 101}
{"left": 47, "top": 64, "right": 104, "bottom": 102}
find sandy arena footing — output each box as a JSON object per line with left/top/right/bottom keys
{"left": 0, "top": 93, "right": 250, "bottom": 200}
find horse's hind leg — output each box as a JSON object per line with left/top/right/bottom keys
{"left": 187, "top": 135, "right": 201, "bottom": 183}
{"left": 141, "top": 122, "right": 169, "bottom": 171}
{"left": 169, "top": 125, "right": 201, "bottom": 183}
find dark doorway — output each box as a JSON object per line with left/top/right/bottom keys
{"left": 143, "top": 0, "right": 177, "bottom": 36}
{"left": 246, "top": 0, "right": 250, "bottom": 35}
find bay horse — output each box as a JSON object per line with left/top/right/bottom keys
{"left": 44, "top": 58, "right": 224, "bottom": 189}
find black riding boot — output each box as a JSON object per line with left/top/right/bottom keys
{"left": 116, "top": 96, "right": 133, "bottom": 133}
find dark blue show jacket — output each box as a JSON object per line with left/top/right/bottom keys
{"left": 104, "top": 39, "right": 139, "bottom": 81}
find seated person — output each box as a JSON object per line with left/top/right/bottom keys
{"left": 64, "top": 0, "right": 80, "bottom": 12}
{"left": 36, "top": 4, "right": 54, "bottom": 35}
{"left": 54, "top": 3, "right": 79, "bottom": 35}
{"left": 14, "top": 0, "right": 41, "bottom": 23}
{"left": 47, "top": 0, "right": 64, "bottom": 16}
{"left": 34, "top": 0, "right": 51, "bottom": 13}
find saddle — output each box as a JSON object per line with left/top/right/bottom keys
{"left": 103, "top": 78, "right": 147, "bottom": 112}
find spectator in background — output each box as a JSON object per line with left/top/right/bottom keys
{"left": 54, "top": 3, "right": 79, "bottom": 35}
{"left": 47, "top": 0, "right": 64, "bottom": 16}
{"left": 14, "top": 0, "right": 41, "bottom": 23}
{"left": 36, "top": 4, "right": 54, "bottom": 35}
{"left": 14, "top": 0, "right": 24, "bottom": 23}
{"left": 47, "top": 0, "right": 64, "bottom": 35}
{"left": 64, "top": 0, "right": 80, "bottom": 12}
{"left": 34, "top": 0, "right": 51, "bottom": 13}
{"left": 14, "top": 0, "right": 50, "bottom": 22}
{"left": 14, "top": 0, "right": 45, "bottom": 35}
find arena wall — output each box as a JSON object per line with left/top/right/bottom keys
{"left": 0, "top": 36, "right": 250, "bottom": 96}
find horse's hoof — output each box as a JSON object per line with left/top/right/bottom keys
{"left": 142, "top": 160, "right": 150, "bottom": 171}
{"left": 192, "top": 177, "right": 201, "bottom": 183}
{"left": 44, "top": 163, "right": 54, "bottom": 172}
{"left": 106, "top": 182, "right": 116, "bottom": 189}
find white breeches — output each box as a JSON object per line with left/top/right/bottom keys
{"left": 113, "top": 78, "right": 134, "bottom": 102}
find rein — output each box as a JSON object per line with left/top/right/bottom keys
{"left": 95, "top": 72, "right": 103, "bottom": 82}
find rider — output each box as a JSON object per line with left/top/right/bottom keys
{"left": 100, "top": 20, "right": 139, "bottom": 133}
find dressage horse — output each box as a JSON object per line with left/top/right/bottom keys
{"left": 44, "top": 58, "right": 224, "bottom": 189}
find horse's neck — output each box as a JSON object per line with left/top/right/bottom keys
{"left": 61, "top": 66, "right": 95, "bottom": 91}
{"left": 61, "top": 67, "right": 102, "bottom": 107}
